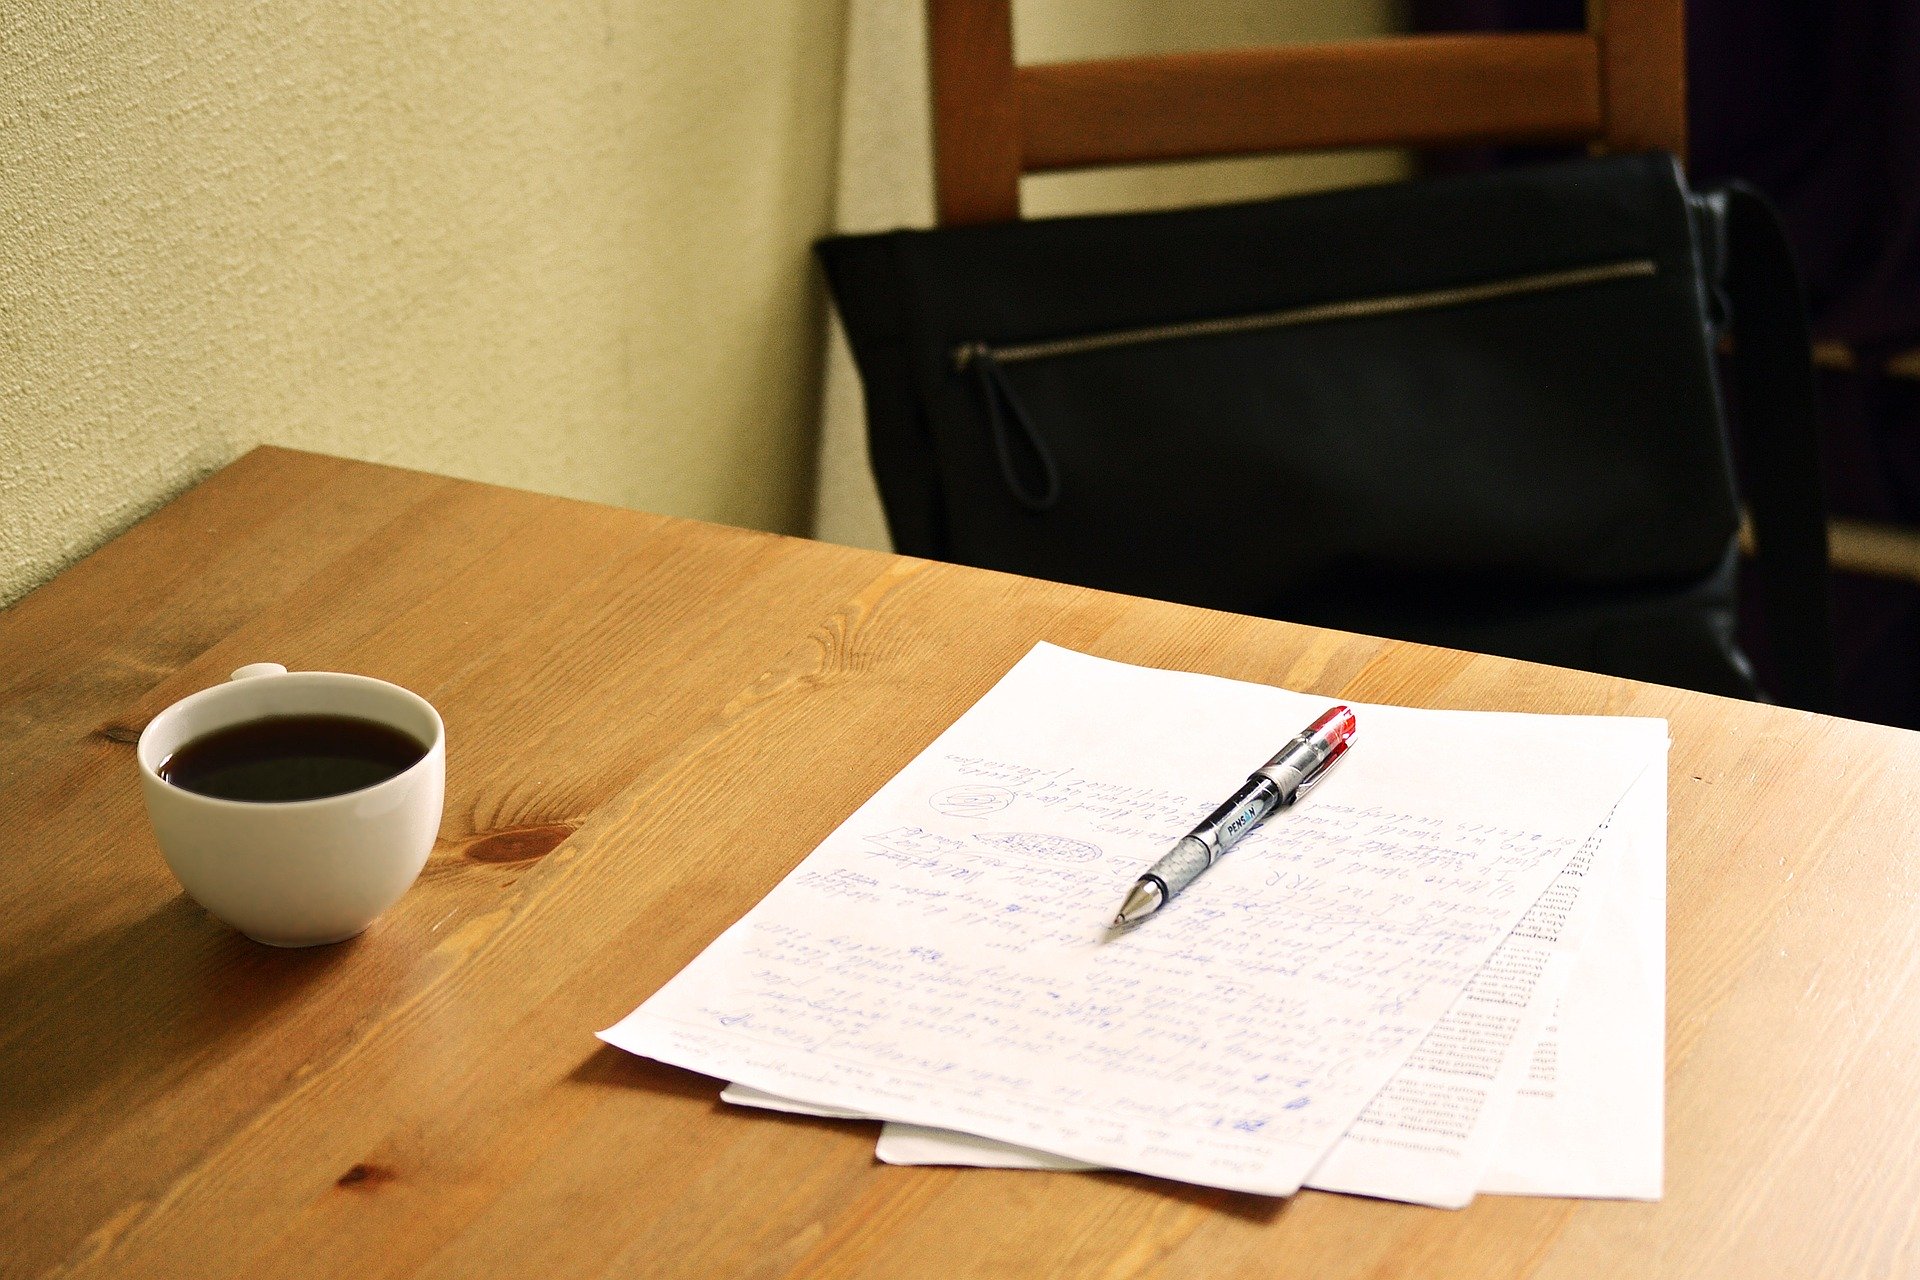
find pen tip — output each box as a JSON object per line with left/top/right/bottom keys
{"left": 1111, "top": 880, "right": 1164, "bottom": 928}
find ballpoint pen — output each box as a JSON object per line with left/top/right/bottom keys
{"left": 1111, "top": 705, "right": 1357, "bottom": 927}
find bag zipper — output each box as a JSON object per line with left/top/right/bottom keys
{"left": 952, "top": 258, "right": 1658, "bottom": 370}
{"left": 954, "top": 256, "right": 1658, "bottom": 514}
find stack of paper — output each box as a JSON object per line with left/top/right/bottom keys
{"left": 601, "top": 645, "right": 1665, "bottom": 1207}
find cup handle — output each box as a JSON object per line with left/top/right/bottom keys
{"left": 229, "top": 663, "right": 289, "bottom": 681}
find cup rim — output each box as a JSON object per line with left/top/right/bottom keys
{"left": 136, "top": 670, "right": 445, "bottom": 810}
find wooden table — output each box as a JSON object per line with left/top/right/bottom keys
{"left": 6, "top": 447, "right": 1919, "bottom": 1279}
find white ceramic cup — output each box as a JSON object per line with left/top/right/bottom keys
{"left": 136, "top": 663, "right": 446, "bottom": 947}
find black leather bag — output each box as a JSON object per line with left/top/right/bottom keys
{"left": 819, "top": 154, "right": 1834, "bottom": 707}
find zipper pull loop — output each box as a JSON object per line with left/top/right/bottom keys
{"left": 969, "top": 347, "right": 1062, "bottom": 512}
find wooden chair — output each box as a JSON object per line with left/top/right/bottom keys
{"left": 927, "top": 0, "right": 1685, "bottom": 226}
{"left": 883, "top": 1, "right": 1837, "bottom": 709}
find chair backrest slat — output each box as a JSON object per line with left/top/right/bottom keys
{"left": 1018, "top": 34, "right": 1604, "bottom": 174}
{"left": 929, "top": 0, "right": 1686, "bottom": 226}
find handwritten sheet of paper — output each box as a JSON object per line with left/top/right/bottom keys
{"left": 756, "top": 816, "right": 1600, "bottom": 1200}
{"left": 1481, "top": 760, "right": 1665, "bottom": 1198}
{"left": 1304, "top": 757, "right": 1657, "bottom": 1206}
{"left": 856, "top": 758, "right": 1666, "bottom": 1204}
{"left": 1296, "top": 889, "right": 1583, "bottom": 1201}
{"left": 602, "top": 644, "right": 1661, "bottom": 1197}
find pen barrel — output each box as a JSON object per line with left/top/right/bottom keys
{"left": 1128, "top": 708, "right": 1353, "bottom": 920}
{"left": 1199, "top": 775, "right": 1282, "bottom": 849}
{"left": 1257, "top": 759, "right": 1310, "bottom": 805}
{"left": 1182, "top": 776, "right": 1282, "bottom": 862}
{"left": 1256, "top": 706, "right": 1356, "bottom": 803}
{"left": 1144, "top": 836, "right": 1215, "bottom": 900}
{"left": 1256, "top": 734, "right": 1335, "bottom": 803}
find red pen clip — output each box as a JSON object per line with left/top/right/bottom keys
{"left": 1296, "top": 705, "right": 1356, "bottom": 794}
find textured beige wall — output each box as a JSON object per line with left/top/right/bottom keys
{"left": 0, "top": 2, "right": 848, "bottom": 606}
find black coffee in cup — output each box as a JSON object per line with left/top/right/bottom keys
{"left": 157, "top": 714, "right": 428, "bottom": 803}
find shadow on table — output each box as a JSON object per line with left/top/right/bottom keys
{"left": 570, "top": 1041, "right": 727, "bottom": 1102}
{"left": 0, "top": 893, "right": 352, "bottom": 1137}
{"left": 567, "top": 1044, "right": 1288, "bottom": 1225}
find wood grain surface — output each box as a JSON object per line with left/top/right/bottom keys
{"left": 5, "top": 447, "right": 1918, "bottom": 1279}
{"left": 1016, "top": 35, "right": 1604, "bottom": 173}
{"left": 927, "top": 0, "right": 1685, "bottom": 227}
{"left": 1594, "top": 0, "right": 1687, "bottom": 159}
{"left": 929, "top": 0, "right": 1022, "bottom": 227}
